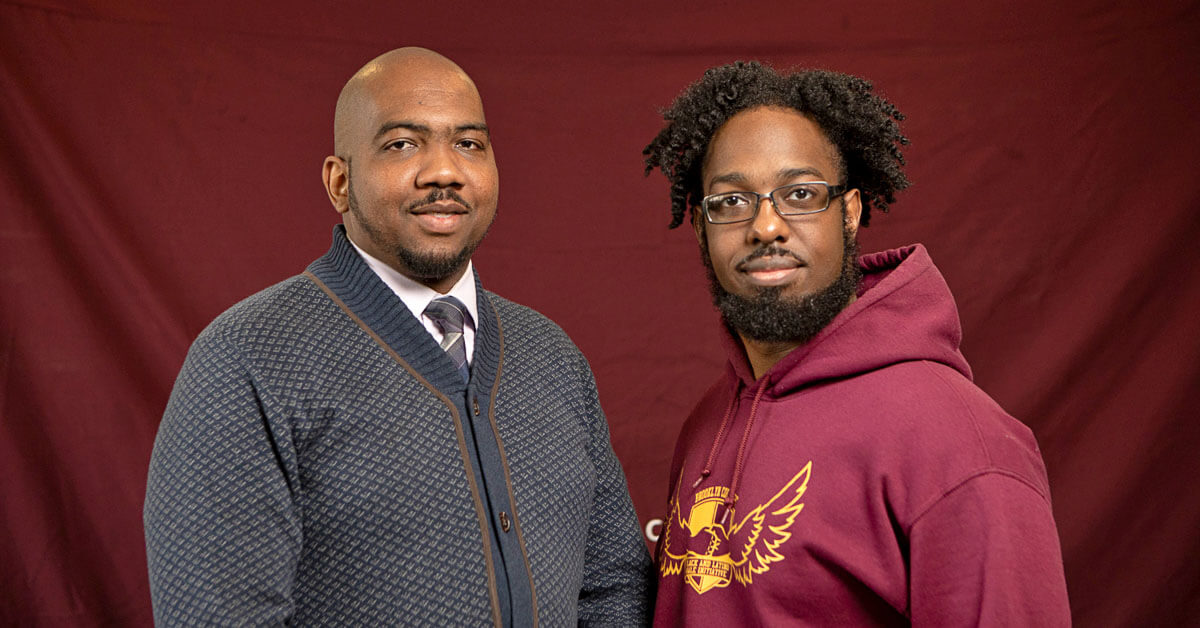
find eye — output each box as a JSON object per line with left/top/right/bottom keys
{"left": 784, "top": 186, "right": 815, "bottom": 201}
{"left": 719, "top": 193, "right": 751, "bottom": 207}
{"left": 456, "top": 138, "right": 486, "bottom": 150}
{"left": 384, "top": 138, "right": 416, "bottom": 151}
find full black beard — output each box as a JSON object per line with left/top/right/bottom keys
{"left": 701, "top": 225, "right": 862, "bottom": 344}
{"left": 348, "top": 175, "right": 486, "bottom": 281}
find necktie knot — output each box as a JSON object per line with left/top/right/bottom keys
{"left": 424, "top": 296, "right": 471, "bottom": 383}
{"left": 425, "top": 296, "right": 468, "bottom": 335}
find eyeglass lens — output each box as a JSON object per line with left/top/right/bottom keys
{"left": 704, "top": 183, "right": 831, "bottom": 223}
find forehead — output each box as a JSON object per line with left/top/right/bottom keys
{"left": 702, "top": 106, "right": 840, "bottom": 187}
{"left": 355, "top": 65, "right": 486, "bottom": 137}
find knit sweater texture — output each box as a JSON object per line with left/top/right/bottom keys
{"left": 144, "top": 227, "right": 653, "bottom": 626}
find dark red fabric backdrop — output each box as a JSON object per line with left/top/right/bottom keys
{"left": 3, "top": 1, "right": 1198, "bottom": 625}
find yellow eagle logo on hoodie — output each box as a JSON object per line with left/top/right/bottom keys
{"left": 659, "top": 462, "right": 811, "bottom": 594}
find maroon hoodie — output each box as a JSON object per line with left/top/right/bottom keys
{"left": 654, "top": 244, "right": 1070, "bottom": 626}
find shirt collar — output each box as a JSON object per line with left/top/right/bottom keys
{"left": 346, "top": 235, "right": 478, "bottom": 328}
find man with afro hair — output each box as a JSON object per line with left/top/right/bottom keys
{"left": 645, "top": 61, "right": 1069, "bottom": 626}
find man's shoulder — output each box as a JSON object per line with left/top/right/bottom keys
{"left": 481, "top": 290, "right": 573, "bottom": 342}
{"left": 195, "top": 273, "right": 331, "bottom": 349}
{"left": 848, "top": 360, "right": 1032, "bottom": 441}
{"left": 478, "top": 290, "right": 598, "bottom": 383}
{"left": 854, "top": 360, "right": 1050, "bottom": 496}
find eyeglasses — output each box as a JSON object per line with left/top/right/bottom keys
{"left": 700, "top": 182, "right": 848, "bottom": 224}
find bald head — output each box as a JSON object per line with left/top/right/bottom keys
{"left": 333, "top": 47, "right": 481, "bottom": 157}
{"left": 320, "top": 47, "right": 498, "bottom": 292}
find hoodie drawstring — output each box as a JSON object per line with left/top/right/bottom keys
{"left": 722, "top": 379, "right": 769, "bottom": 525}
{"left": 691, "top": 383, "right": 740, "bottom": 490}
{"left": 691, "top": 378, "right": 771, "bottom": 527}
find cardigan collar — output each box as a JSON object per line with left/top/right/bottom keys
{"left": 306, "top": 225, "right": 501, "bottom": 396}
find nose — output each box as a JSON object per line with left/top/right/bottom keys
{"left": 415, "top": 143, "right": 465, "bottom": 189}
{"left": 746, "top": 196, "right": 790, "bottom": 244}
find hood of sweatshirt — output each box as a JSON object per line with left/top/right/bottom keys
{"left": 721, "top": 243, "right": 972, "bottom": 396}
{"left": 681, "top": 243, "right": 975, "bottom": 529}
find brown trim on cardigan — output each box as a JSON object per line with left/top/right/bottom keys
{"left": 303, "top": 270, "right": 503, "bottom": 628}
{"left": 482, "top": 296, "right": 540, "bottom": 628}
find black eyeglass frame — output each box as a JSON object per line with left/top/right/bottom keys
{"left": 699, "top": 181, "right": 849, "bottom": 224}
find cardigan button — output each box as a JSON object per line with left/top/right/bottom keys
{"left": 499, "top": 511, "right": 510, "bottom": 532}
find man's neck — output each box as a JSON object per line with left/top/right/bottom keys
{"left": 739, "top": 336, "right": 802, "bottom": 381}
{"left": 420, "top": 267, "right": 469, "bottom": 295}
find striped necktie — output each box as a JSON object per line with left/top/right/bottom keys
{"left": 424, "top": 296, "right": 471, "bottom": 383}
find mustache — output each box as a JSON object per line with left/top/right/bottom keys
{"left": 735, "top": 245, "right": 804, "bottom": 270}
{"left": 405, "top": 188, "right": 472, "bottom": 213}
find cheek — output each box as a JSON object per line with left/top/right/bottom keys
{"left": 466, "top": 161, "right": 499, "bottom": 196}
{"left": 357, "top": 168, "right": 409, "bottom": 206}
{"left": 705, "top": 231, "right": 742, "bottom": 282}
{"left": 806, "top": 222, "right": 848, "bottom": 280}
{"left": 478, "top": 179, "right": 499, "bottom": 206}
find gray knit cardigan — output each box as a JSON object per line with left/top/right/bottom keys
{"left": 144, "top": 227, "right": 653, "bottom": 626}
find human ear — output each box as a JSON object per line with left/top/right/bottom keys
{"left": 692, "top": 208, "right": 706, "bottom": 245}
{"left": 322, "top": 156, "right": 350, "bottom": 214}
{"left": 843, "top": 189, "right": 863, "bottom": 237}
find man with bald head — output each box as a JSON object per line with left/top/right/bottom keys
{"left": 145, "top": 48, "right": 653, "bottom": 626}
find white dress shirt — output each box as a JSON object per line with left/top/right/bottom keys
{"left": 347, "top": 236, "right": 478, "bottom": 364}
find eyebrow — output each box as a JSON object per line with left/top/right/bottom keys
{"left": 708, "top": 166, "right": 827, "bottom": 189}
{"left": 373, "top": 121, "right": 491, "bottom": 142}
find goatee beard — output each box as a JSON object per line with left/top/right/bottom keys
{"left": 395, "top": 234, "right": 478, "bottom": 282}
{"left": 348, "top": 177, "right": 486, "bottom": 282}
{"left": 701, "top": 225, "right": 861, "bottom": 345}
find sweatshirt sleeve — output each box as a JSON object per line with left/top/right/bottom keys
{"left": 572, "top": 355, "right": 656, "bottom": 626}
{"left": 143, "top": 330, "right": 302, "bottom": 626}
{"left": 908, "top": 472, "right": 1071, "bottom": 626}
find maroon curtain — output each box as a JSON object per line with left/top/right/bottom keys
{"left": 2, "top": 1, "right": 1198, "bottom": 625}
